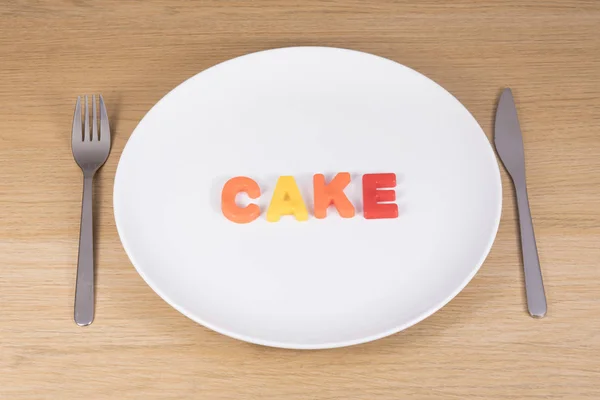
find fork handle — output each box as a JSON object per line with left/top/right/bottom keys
{"left": 515, "top": 184, "right": 547, "bottom": 318}
{"left": 74, "top": 173, "right": 95, "bottom": 326}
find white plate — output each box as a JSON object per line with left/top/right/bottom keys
{"left": 114, "top": 47, "right": 502, "bottom": 349}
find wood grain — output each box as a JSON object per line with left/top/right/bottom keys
{"left": 1, "top": 1, "right": 599, "bottom": 399}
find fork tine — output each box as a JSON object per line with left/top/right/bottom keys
{"left": 84, "top": 95, "right": 90, "bottom": 141}
{"left": 72, "top": 96, "right": 82, "bottom": 142}
{"left": 99, "top": 95, "right": 110, "bottom": 145}
{"left": 92, "top": 95, "right": 98, "bottom": 141}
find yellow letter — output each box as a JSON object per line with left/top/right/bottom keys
{"left": 266, "top": 176, "right": 309, "bottom": 222}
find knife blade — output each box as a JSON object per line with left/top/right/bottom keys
{"left": 494, "top": 88, "right": 547, "bottom": 318}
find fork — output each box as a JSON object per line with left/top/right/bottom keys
{"left": 71, "top": 95, "right": 111, "bottom": 326}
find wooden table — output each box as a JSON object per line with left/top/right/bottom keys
{"left": 1, "top": 1, "right": 599, "bottom": 399}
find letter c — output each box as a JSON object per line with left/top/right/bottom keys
{"left": 221, "top": 177, "right": 261, "bottom": 223}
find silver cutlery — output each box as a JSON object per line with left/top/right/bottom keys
{"left": 494, "top": 88, "right": 547, "bottom": 318}
{"left": 71, "top": 95, "right": 111, "bottom": 326}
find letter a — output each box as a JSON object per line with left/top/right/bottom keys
{"left": 266, "top": 176, "right": 309, "bottom": 222}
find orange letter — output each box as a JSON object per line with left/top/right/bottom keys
{"left": 362, "top": 173, "right": 398, "bottom": 219}
{"left": 221, "top": 177, "right": 261, "bottom": 223}
{"left": 313, "top": 173, "right": 355, "bottom": 219}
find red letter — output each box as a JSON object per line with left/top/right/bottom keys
{"left": 362, "top": 173, "right": 398, "bottom": 219}
{"left": 313, "top": 173, "right": 355, "bottom": 219}
{"left": 221, "top": 177, "right": 261, "bottom": 223}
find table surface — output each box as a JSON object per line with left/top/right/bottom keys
{"left": 1, "top": 1, "right": 599, "bottom": 399}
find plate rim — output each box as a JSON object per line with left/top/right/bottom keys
{"left": 113, "top": 45, "right": 503, "bottom": 349}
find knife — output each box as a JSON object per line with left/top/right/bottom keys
{"left": 494, "top": 88, "right": 547, "bottom": 318}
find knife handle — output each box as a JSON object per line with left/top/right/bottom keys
{"left": 515, "top": 184, "right": 547, "bottom": 318}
